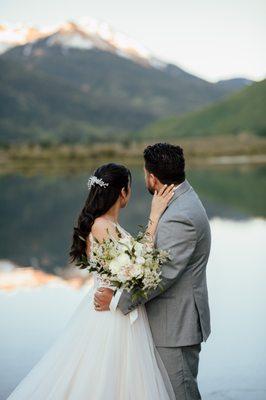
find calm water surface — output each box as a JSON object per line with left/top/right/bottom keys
{"left": 0, "top": 164, "right": 265, "bottom": 399}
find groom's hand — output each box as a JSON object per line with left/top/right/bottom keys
{"left": 94, "top": 288, "right": 114, "bottom": 311}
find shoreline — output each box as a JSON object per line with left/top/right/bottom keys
{"left": 0, "top": 135, "right": 266, "bottom": 173}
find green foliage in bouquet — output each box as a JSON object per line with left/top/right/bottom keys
{"left": 75, "top": 227, "right": 170, "bottom": 302}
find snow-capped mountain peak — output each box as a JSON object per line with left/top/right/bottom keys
{"left": 0, "top": 18, "right": 166, "bottom": 69}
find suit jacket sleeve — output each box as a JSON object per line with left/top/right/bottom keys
{"left": 117, "top": 216, "right": 197, "bottom": 315}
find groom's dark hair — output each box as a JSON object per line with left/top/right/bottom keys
{"left": 144, "top": 143, "right": 185, "bottom": 184}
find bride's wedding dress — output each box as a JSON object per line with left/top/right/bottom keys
{"left": 7, "top": 224, "right": 175, "bottom": 400}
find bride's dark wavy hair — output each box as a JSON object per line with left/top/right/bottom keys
{"left": 69, "top": 163, "right": 131, "bottom": 264}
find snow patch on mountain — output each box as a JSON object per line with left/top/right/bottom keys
{"left": 0, "top": 18, "right": 166, "bottom": 69}
{"left": 0, "top": 22, "right": 53, "bottom": 49}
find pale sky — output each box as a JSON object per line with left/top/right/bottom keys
{"left": 1, "top": 0, "right": 265, "bottom": 82}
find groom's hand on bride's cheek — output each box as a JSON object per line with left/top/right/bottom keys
{"left": 94, "top": 288, "right": 114, "bottom": 311}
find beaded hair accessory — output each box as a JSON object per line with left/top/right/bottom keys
{"left": 87, "top": 176, "right": 109, "bottom": 190}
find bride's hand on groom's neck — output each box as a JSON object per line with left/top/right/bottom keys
{"left": 150, "top": 184, "right": 175, "bottom": 220}
{"left": 147, "top": 184, "right": 175, "bottom": 237}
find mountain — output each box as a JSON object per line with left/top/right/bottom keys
{"left": 0, "top": 58, "right": 154, "bottom": 144}
{"left": 138, "top": 79, "right": 266, "bottom": 139}
{"left": 0, "top": 20, "right": 253, "bottom": 87}
{"left": 2, "top": 24, "right": 243, "bottom": 117}
{"left": 0, "top": 19, "right": 166, "bottom": 68}
{"left": 216, "top": 78, "right": 252, "bottom": 92}
{"left": 0, "top": 18, "right": 254, "bottom": 144}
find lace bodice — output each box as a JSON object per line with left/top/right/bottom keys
{"left": 87, "top": 222, "right": 131, "bottom": 290}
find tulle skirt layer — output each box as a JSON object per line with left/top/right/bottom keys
{"left": 7, "top": 287, "right": 175, "bottom": 400}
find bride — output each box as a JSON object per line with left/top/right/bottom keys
{"left": 7, "top": 163, "right": 176, "bottom": 400}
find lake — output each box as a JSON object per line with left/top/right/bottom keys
{"left": 0, "top": 162, "right": 266, "bottom": 400}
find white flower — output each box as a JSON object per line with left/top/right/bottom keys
{"left": 117, "top": 269, "right": 130, "bottom": 283}
{"left": 119, "top": 236, "right": 131, "bottom": 245}
{"left": 85, "top": 228, "right": 168, "bottom": 300}
{"left": 109, "top": 253, "right": 131, "bottom": 275}
{"left": 109, "top": 260, "right": 121, "bottom": 275}
{"left": 135, "top": 256, "right": 145, "bottom": 265}
{"left": 118, "top": 237, "right": 133, "bottom": 251}
{"left": 145, "top": 244, "right": 153, "bottom": 253}
{"left": 115, "top": 243, "right": 127, "bottom": 254}
{"left": 117, "top": 253, "right": 131, "bottom": 266}
{"left": 130, "top": 264, "right": 143, "bottom": 278}
{"left": 134, "top": 242, "right": 144, "bottom": 257}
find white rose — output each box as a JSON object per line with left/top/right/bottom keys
{"left": 109, "top": 260, "right": 122, "bottom": 275}
{"left": 116, "top": 253, "right": 131, "bottom": 266}
{"left": 110, "top": 253, "right": 131, "bottom": 275}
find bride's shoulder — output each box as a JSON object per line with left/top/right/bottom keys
{"left": 91, "top": 217, "right": 117, "bottom": 243}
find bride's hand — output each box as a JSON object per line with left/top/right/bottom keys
{"left": 150, "top": 184, "right": 175, "bottom": 222}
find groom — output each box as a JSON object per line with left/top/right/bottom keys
{"left": 94, "top": 142, "right": 211, "bottom": 399}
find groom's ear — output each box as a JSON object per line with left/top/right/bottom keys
{"left": 149, "top": 173, "right": 157, "bottom": 187}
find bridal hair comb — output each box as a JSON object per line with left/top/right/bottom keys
{"left": 87, "top": 176, "right": 109, "bottom": 190}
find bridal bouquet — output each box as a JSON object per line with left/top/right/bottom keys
{"left": 77, "top": 229, "right": 169, "bottom": 301}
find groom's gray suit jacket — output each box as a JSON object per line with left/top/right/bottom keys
{"left": 118, "top": 179, "right": 211, "bottom": 347}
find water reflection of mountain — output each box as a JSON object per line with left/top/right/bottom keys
{"left": 0, "top": 165, "right": 265, "bottom": 271}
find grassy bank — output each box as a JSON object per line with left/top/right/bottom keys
{"left": 0, "top": 134, "right": 266, "bottom": 174}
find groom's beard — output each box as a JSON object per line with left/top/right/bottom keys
{"left": 147, "top": 186, "right": 155, "bottom": 195}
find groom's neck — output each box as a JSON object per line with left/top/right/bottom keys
{"left": 156, "top": 182, "right": 165, "bottom": 192}
{"left": 156, "top": 181, "right": 176, "bottom": 189}
{"left": 156, "top": 181, "right": 181, "bottom": 192}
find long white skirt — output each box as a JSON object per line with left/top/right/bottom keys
{"left": 7, "top": 283, "right": 175, "bottom": 400}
